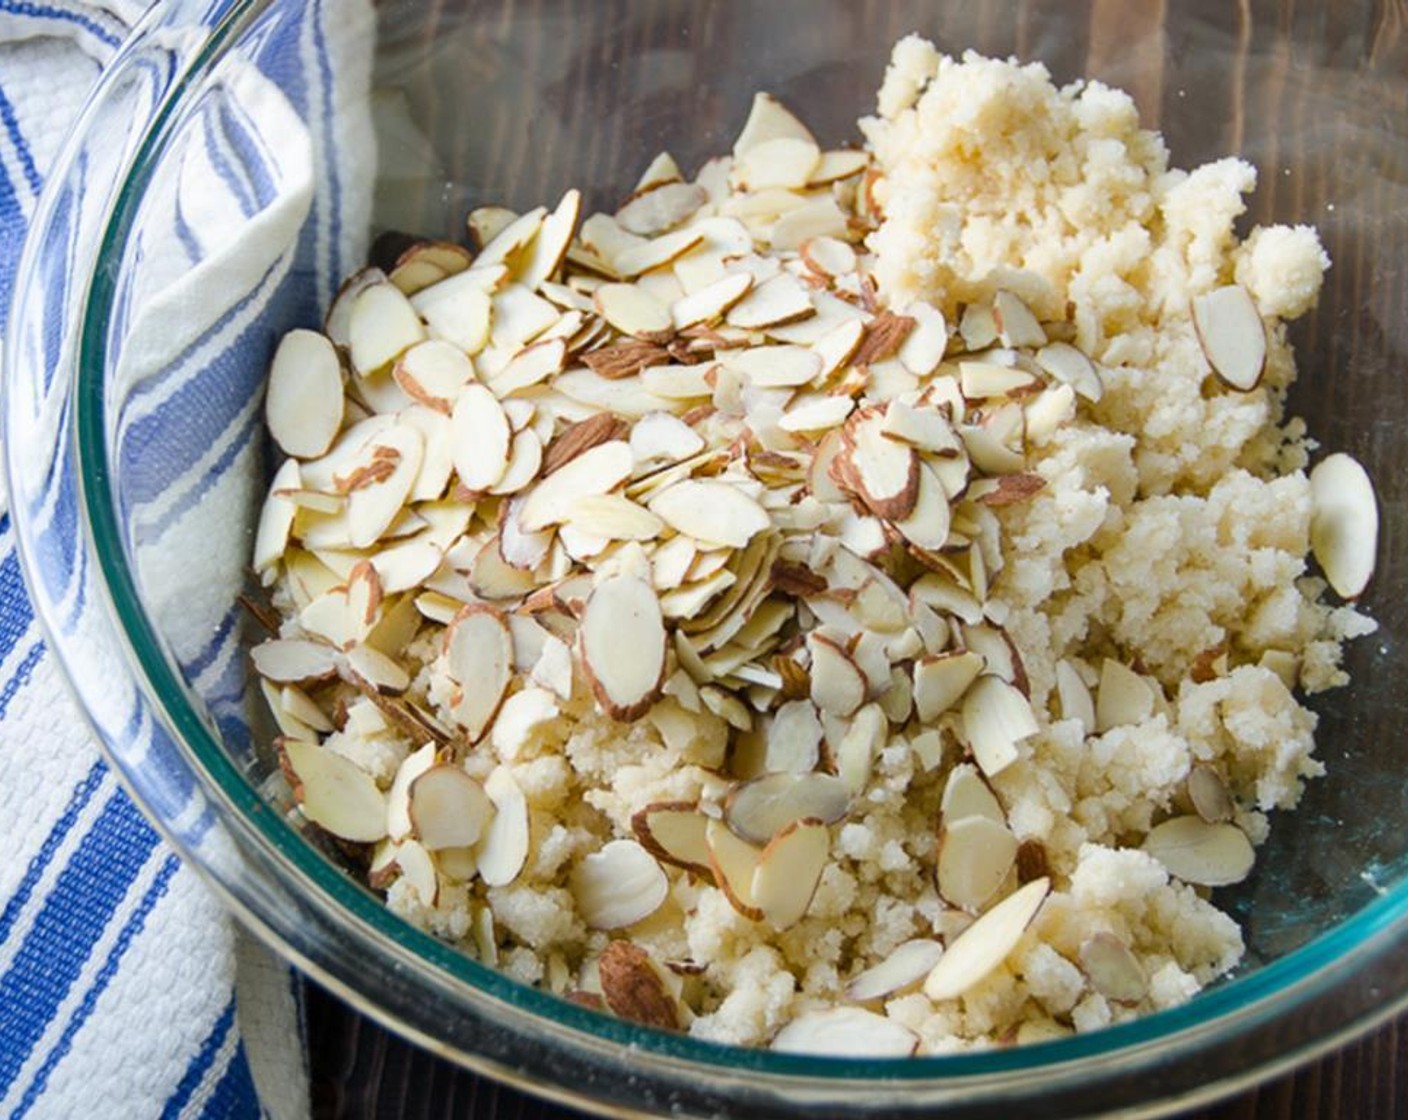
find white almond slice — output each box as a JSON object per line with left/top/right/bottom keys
{"left": 648, "top": 480, "right": 770, "bottom": 548}
{"left": 892, "top": 463, "right": 951, "bottom": 550}
{"left": 410, "top": 271, "right": 495, "bottom": 355}
{"left": 254, "top": 459, "right": 302, "bottom": 575}
{"left": 518, "top": 189, "right": 581, "bottom": 290}
{"left": 1055, "top": 659, "right": 1096, "bottom": 734}
{"left": 408, "top": 765, "right": 494, "bottom": 851}
{"left": 282, "top": 740, "right": 388, "bottom": 843}
{"left": 567, "top": 493, "right": 664, "bottom": 541}
{"left": 801, "top": 236, "right": 858, "bottom": 279}
{"left": 807, "top": 149, "right": 869, "bottom": 186}
{"left": 571, "top": 838, "right": 669, "bottom": 929}
{"left": 704, "top": 818, "right": 763, "bottom": 920}
{"left": 938, "top": 815, "right": 1018, "bottom": 911}
{"left": 913, "top": 650, "right": 985, "bottom": 724}
{"left": 958, "top": 303, "right": 999, "bottom": 352}
{"left": 659, "top": 569, "right": 736, "bottom": 620}
{"left": 880, "top": 401, "right": 962, "bottom": 456}
{"left": 778, "top": 392, "right": 854, "bottom": 433}
{"left": 251, "top": 638, "right": 341, "bottom": 684}
{"left": 961, "top": 675, "right": 1037, "bottom": 777}
{"left": 768, "top": 196, "right": 849, "bottom": 251}
{"left": 632, "top": 801, "right": 712, "bottom": 875}
{"left": 488, "top": 428, "right": 544, "bottom": 496}
{"left": 614, "top": 228, "right": 708, "bottom": 279}
{"left": 846, "top": 940, "right": 946, "bottom": 1002}
{"left": 718, "top": 344, "right": 822, "bottom": 389}
{"left": 593, "top": 282, "right": 673, "bottom": 341}
{"left": 491, "top": 283, "right": 562, "bottom": 349}
{"left": 807, "top": 633, "right": 866, "bottom": 717}
{"left": 539, "top": 280, "right": 595, "bottom": 313}
{"left": 1080, "top": 933, "right": 1148, "bottom": 1004}
{"left": 1188, "top": 764, "right": 1236, "bottom": 825}
{"left": 923, "top": 877, "right": 1050, "bottom": 1001}
{"left": 325, "top": 267, "right": 387, "bottom": 348}
{"left": 811, "top": 317, "right": 867, "bottom": 377}
{"left": 727, "top": 274, "right": 814, "bottom": 331}
{"left": 468, "top": 205, "right": 521, "bottom": 251}
{"left": 476, "top": 766, "right": 531, "bottom": 886}
{"left": 733, "top": 136, "right": 822, "bottom": 191}
{"left": 554, "top": 369, "right": 676, "bottom": 419}
{"left": 390, "top": 838, "right": 438, "bottom": 903}
{"left": 450, "top": 382, "right": 511, "bottom": 492}
{"left": 276, "top": 487, "right": 344, "bottom": 515}
{"left": 845, "top": 414, "right": 920, "bottom": 519}
{"left": 1143, "top": 816, "right": 1255, "bottom": 887}
{"left": 581, "top": 212, "right": 648, "bottom": 261}
{"left": 630, "top": 412, "right": 706, "bottom": 465}
{"left": 1192, "top": 284, "right": 1266, "bottom": 391}
{"left": 279, "top": 685, "right": 333, "bottom": 734}
{"left": 476, "top": 206, "right": 547, "bottom": 271}
{"left": 752, "top": 817, "right": 828, "bottom": 930}
{"left": 762, "top": 700, "right": 824, "bottom": 774}
{"left": 897, "top": 302, "right": 949, "bottom": 377}
{"left": 267, "top": 330, "right": 344, "bottom": 458}
{"left": 1036, "top": 342, "right": 1103, "bottom": 402}
{"left": 466, "top": 539, "right": 533, "bottom": 601}
{"left": 489, "top": 687, "right": 559, "bottom": 758}
{"left": 724, "top": 772, "right": 850, "bottom": 845}
{"left": 386, "top": 743, "right": 437, "bottom": 841}
{"left": 635, "top": 151, "right": 683, "bottom": 192}
{"left": 489, "top": 338, "right": 567, "bottom": 397}
{"left": 519, "top": 440, "right": 634, "bottom": 530}
{"left": 345, "top": 643, "right": 410, "bottom": 693}
{"left": 349, "top": 283, "right": 427, "bottom": 376}
{"left": 445, "top": 607, "right": 513, "bottom": 741}
{"left": 394, "top": 342, "right": 474, "bottom": 417}
{"left": 1309, "top": 452, "right": 1378, "bottom": 599}
{"left": 580, "top": 570, "right": 667, "bottom": 721}
{"left": 959, "top": 361, "right": 1040, "bottom": 399}
{"left": 960, "top": 421, "right": 1025, "bottom": 476}
{"left": 531, "top": 635, "right": 575, "bottom": 701}
{"left": 1095, "top": 659, "right": 1156, "bottom": 733}
{"left": 670, "top": 271, "right": 754, "bottom": 330}
{"left": 940, "top": 763, "right": 1005, "bottom": 826}
{"left": 771, "top": 1007, "right": 918, "bottom": 1058}
{"left": 834, "top": 702, "right": 886, "bottom": 794}
{"left": 650, "top": 535, "right": 698, "bottom": 592}
{"left": 992, "top": 290, "right": 1047, "bottom": 348}
{"left": 733, "top": 93, "right": 816, "bottom": 155}
{"left": 616, "top": 181, "right": 707, "bottom": 236}
{"left": 1024, "top": 384, "right": 1077, "bottom": 442}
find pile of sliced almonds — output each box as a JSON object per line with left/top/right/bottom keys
{"left": 250, "top": 90, "right": 1379, "bottom": 1051}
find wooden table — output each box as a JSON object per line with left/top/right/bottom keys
{"left": 305, "top": 984, "right": 1405, "bottom": 1118}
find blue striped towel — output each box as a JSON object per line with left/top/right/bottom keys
{"left": 0, "top": 3, "right": 340, "bottom": 1116}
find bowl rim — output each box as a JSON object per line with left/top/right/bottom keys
{"left": 17, "top": 0, "right": 1408, "bottom": 1109}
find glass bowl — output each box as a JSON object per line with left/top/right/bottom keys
{"left": 7, "top": 1, "right": 1408, "bottom": 1116}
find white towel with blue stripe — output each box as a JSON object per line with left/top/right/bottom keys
{"left": 0, "top": 2, "right": 376, "bottom": 1116}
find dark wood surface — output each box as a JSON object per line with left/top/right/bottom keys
{"left": 306, "top": 983, "right": 1405, "bottom": 1119}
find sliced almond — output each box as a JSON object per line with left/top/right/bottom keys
{"left": 1054, "top": 659, "right": 1096, "bottom": 734}
{"left": 490, "top": 338, "right": 567, "bottom": 397}
{"left": 1309, "top": 452, "right": 1378, "bottom": 599}
{"left": 391, "top": 838, "right": 439, "bottom": 903}
{"left": 807, "top": 633, "right": 866, "bottom": 717}
{"left": 489, "top": 687, "right": 559, "bottom": 758}
{"left": 670, "top": 271, "right": 754, "bottom": 331}
{"left": 1188, "top": 763, "right": 1235, "bottom": 824}
{"left": 632, "top": 801, "right": 712, "bottom": 875}
{"left": 476, "top": 206, "right": 547, "bottom": 270}
{"left": 518, "top": 189, "right": 581, "bottom": 290}
{"left": 718, "top": 344, "right": 822, "bottom": 389}
{"left": 924, "top": 877, "right": 1050, "bottom": 1001}
{"left": 648, "top": 480, "right": 770, "bottom": 549}
{"left": 617, "top": 181, "right": 707, "bottom": 237}
{"left": 992, "top": 290, "right": 1047, "bottom": 348}
{"left": 807, "top": 149, "right": 869, "bottom": 186}
{"left": 1192, "top": 284, "right": 1266, "bottom": 391}
{"left": 779, "top": 393, "right": 855, "bottom": 433}
{"left": 842, "top": 412, "right": 920, "bottom": 520}
{"left": 572, "top": 839, "right": 669, "bottom": 929}
{"left": 615, "top": 228, "right": 707, "bottom": 278}
{"left": 598, "top": 941, "right": 680, "bottom": 1030}
{"left": 254, "top": 460, "right": 302, "bottom": 575}
{"left": 445, "top": 606, "right": 513, "bottom": 741}
{"left": 476, "top": 766, "right": 530, "bottom": 886}
{"left": 733, "top": 92, "right": 816, "bottom": 156}
{"left": 325, "top": 267, "right": 387, "bottom": 348}
{"left": 897, "top": 302, "right": 949, "bottom": 377}
{"left": 345, "top": 643, "right": 409, "bottom": 693}
{"left": 834, "top": 702, "right": 886, "bottom": 794}
{"left": 801, "top": 236, "right": 858, "bottom": 279}
{"left": 1095, "top": 659, "right": 1156, "bottom": 733}
{"left": 771, "top": 1007, "right": 918, "bottom": 1058}
{"left": 386, "top": 743, "right": 437, "bottom": 841}
{"left": 392, "top": 339, "right": 473, "bottom": 413}
{"left": 567, "top": 493, "right": 664, "bottom": 541}
{"left": 892, "top": 463, "right": 952, "bottom": 551}
{"left": 705, "top": 817, "right": 764, "bottom": 920}
{"left": 251, "top": 638, "right": 340, "bottom": 684}
{"left": 958, "top": 303, "right": 999, "bottom": 351}
{"left": 959, "top": 360, "right": 1040, "bottom": 399}
{"left": 724, "top": 772, "right": 851, "bottom": 844}
{"left": 762, "top": 700, "right": 824, "bottom": 773}
{"left": 282, "top": 739, "right": 388, "bottom": 842}
{"left": 451, "top": 383, "right": 511, "bottom": 492}
{"left": 940, "top": 763, "right": 1005, "bottom": 826}
{"left": 961, "top": 675, "right": 1037, "bottom": 777}
{"left": 468, "top": 206, "right": 518, "bottom": 250}
{"left": 594, "top": 282, "right": 673, "bottom": 341}
{"left": 733, "top": 135, "right": 821, "bottom": 191}
{"left": 580, "top": 570, "right": 667, "bottom": 720}
{"left": 752, "top": 817, "right": 828, "bottom": 929}
{"left": 348, "top": 283, "right": 427, "bottom": 376}
{"left": 408, "top": 764, "right": 493, "bottom": 850}
{"left": 411, "top": 271, "right": 494, "bottom": 355}
{"left": 267, "top": 330, "right": 344, "bottom": 458}
{"left": 1080, "top": 933, "right": 1148, "bottom": 1004}
{"left": 938, "top": 815, "right": 1018, "bottom": 911}
{"left": 845, "top": 939, "right": 946, "bottom": 1003}
{"left": 520, "top": 440, "right": 634, "bottom": 530}
{"left": 726, "top": 274, "right": 814, "bottom": 331}
{"left": 629, "top": 411, "right": 705, "bottom": 466}
{"left": 1036, "top": 342, "right": 1103, "bottom": 402}
{"left": 914, "top": 651, "right": 985, "bottom": 723}
{"left": 346, "top": 427, "right": 424, "bottom": 548}
{"left": 1142, "top": 816, "right": 1255, "bottom": 887}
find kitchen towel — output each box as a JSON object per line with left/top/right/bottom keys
{"left": 0, "top": 2, "right": 374, "bottom": 1116}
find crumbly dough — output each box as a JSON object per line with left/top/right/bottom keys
{"left": 289, "top": 39, "right": 1375, "bottom": 1052}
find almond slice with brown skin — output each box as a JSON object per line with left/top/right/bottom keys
{"left": 476, "top": 766, "right": 530, "bottom": 886}
{"left": 386, "top": 743, "right": 437, "bottom": 841}
{"left": 1310, "top": 452, "right": 1378, "bottom": 599}
{"left": 489, "top": 338, "right": 567, "bottom": 397}
{"left": 726, "top": 274, "right": 814, "bottom": 331}
{"left": 704, "top": 817, "right": 763, "bottom": 920}
{"left": 1193, "top": 284, "right": 1266, "bottom": 391}
{"left": 475, "top": 206, "right": 547, "bottom": 270}
{"left": 594, "top": 282, "right": 673, "bottom": 341}
{"left": 346, "top": 426, "right": 424, "bottom": 548}
{"left": 444, "top": 606, "right": 512, "bottom": 741}
{"left": 487, "top": 428, "right": 544, "bottom": 496}
{"left": 924, "top": 877, "right": 1050, "bottom": 1001}
{"left": 724, "top": 772, "right": 851, "bottom": 844}
{"left": 518, "top": 189, "right": 581, "bottom": 290}
{"left": 393, "top": 340, "right": 474, "bottom": 414}
{"left": 1142, "top": 816, "right": 1255, "bottom": 887}
{"left": 580, "top": 570, "right": 667, "bottom": 721}
{"left": 670, "top": 271, "right": 754, "bottom": 330}
{"left": 615, "top": 228, "right": 707, "bottom": 278}
{"left": 896, "top": 301, "right": 949, "bottom": 377}
{"left": 842, "top": 412, "right": 920, "bottom": 520}
{"left": 940, "top": 763, "right": 1005, "bottom": 826}
{"left": 959, "top": 360, "right": 1040, "bottom": 399}
{"left": 771, "top": 1007, "right": 918, "bottom": 1057}
{"left": 629, "top": 412, "right": 705, "bottom": 465}
{"left": 468, "top": 206, "right": 519, "bottom": 251}
{"left": 349, "top": 283, "right": 427, "bottom": 376}
{"left": 961, "top": 675, "right": 1037, "bottom": 777}
{"left": 344, "top": 643, "right": 410, "bottom": 693}
{"left": 598, "top": 942, "right": 680, "bottom": 1031}
{"left": 914, "top": 650, "right": 985, "bottom": 723}
{"left": 892, "top": 463, "right": 951, "bottom": 551}
{"left": 807, "top": 632, "right": 866, "bottom": 717}
{"left": 519, "top": 440, "right": 634, "bottom": 531}
{"left": 992, "top": 290, "right": 1047, "bottom": 348}
{"left": 632, "top": 801, "right": 712, "bottom": 875}
{"left": 409, "top": 765, "right": 494, "bottom": 850}
{"left": 325, "top": 266, "right": 387, "bottom": 348}
{"left": 282, "top": 739, "right": 388, "bottom": 842}
{"left": 845, "top": 940, "right": 946, "bottom": 1002}
{"left": 251, "top": 638, "right": 340, "bottom": 684}
{"left": 571, "top": 839, "right": 669, "bottom": 929}
{"left": 1079, "top": 933, "right": 1148, "bottom": 1004}
{"left": 648, "top": 480, "right": 770, "bottom": 549}
{"left": 450, "top": 383, "right": 511, "bottom": 493}
{"left": 752, "top": 817, "right": 828, "bottom": 930}
{"left": 267, "top": 330, "right": 344, "bottom": 458}
{"left": 938, "top": 815, "right": 1018, "bottom": 911}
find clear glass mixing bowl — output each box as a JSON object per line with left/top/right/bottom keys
{"left": 6, "top": 1, "right": 1408, "bottom": 1116}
